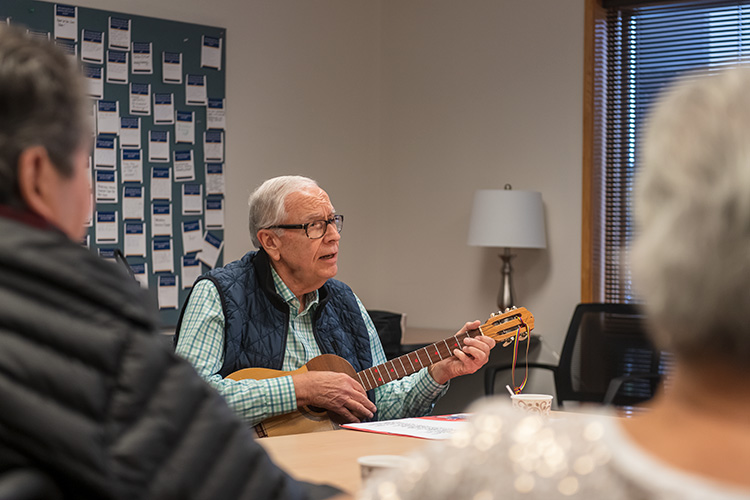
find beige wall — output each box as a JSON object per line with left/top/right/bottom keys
{"left": 69, "top": 0, "right": 584, "bottom": 355}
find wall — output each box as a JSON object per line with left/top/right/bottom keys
{"left": 65, "top": 0, "right": 584, "bottom": 358}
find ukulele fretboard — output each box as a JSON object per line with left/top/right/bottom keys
{"left": 356, "top": 328, "right": 484, "bottom": 391}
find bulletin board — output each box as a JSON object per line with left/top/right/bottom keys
{"left": 1, "top": 1, "right": 226, "bottom": 327}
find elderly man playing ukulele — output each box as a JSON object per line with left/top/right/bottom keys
{"left": 175, "top": 176, "right": 496, "bottom": 436}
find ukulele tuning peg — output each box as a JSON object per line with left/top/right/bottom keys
{"left": 504, "top": 307, "right": 510, "bottom": 313}
{"left": 490, "top": 312, "right": 496, "bottom": 317}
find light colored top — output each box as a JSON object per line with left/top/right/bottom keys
{"left": 175, "top": 269, "right": 447, "bottom": 426}
{"left": 360, "top": 399, "right": 750, "bottom": 500}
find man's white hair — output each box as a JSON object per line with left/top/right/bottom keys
{"left": 633, "top": 67, "right": 750, "bottom": 369}
{"left": 247, "top": 175, "right": 319, "bottom": 248}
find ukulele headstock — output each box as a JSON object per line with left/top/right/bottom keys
{"left": 480, "top": 307, "right": 535, "bottom": 346}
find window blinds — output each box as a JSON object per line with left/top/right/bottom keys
{"left": 601, "top": 0, "right": 750, "bottom": 302}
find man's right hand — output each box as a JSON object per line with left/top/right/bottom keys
{"left": 292, "top": 371, "right": 376, "bottom": 423}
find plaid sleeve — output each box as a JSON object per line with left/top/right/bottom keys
{"left": 354, "top": 296, "right": 448, "bottom": 420}
{"left": 175, "top": 279, "right": 298, "bottom": 425}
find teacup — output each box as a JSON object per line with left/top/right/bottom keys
{"left": 510, "top": 393, "right": 553, "bottom": 416}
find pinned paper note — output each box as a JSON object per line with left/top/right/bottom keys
{"left": 185, "top": 74, "right": 207, "bottom": 105}
{"left": 152, "top": 238, "right": 174, "bottom": 273}
{"left": 54, "top": 4, "right": 77, "bottom": 41}
{"left": 124, "top": 221, "right": 146, "bottom": 257}
{"left": 182, "top": 184, "right": 202, "bottom": 215}
{"left": 174, "top": 151, "right": 195, "bottom": 182}
{"left": 182, "top": 219, "right": 203, "bottom": 254}
{"left": 181, "top": 254, "right": 201, "bottom": 289}
{"left": 83, "top": 64, "right": 103, "bottom": 99}
{"left": 162, "top": 52, "right": 182, "bottom": 84}
{"left": 108, "top": 16, "right": 131, "bottom": 51}
{"left": 81, "top": 29, "right": 103, "bottom": 63}
{"left": 119, "top": 117, "right": 141, "bottom": 148}
{"left": 95, "top": 210, "right": 118, "bottom": 244}
{"left": 106, "top": 50, "right": 129, "bottom": 84}
{"left": 157, "top": 273, "right": 179, "bottom": 309}
{"left": 94, "top": 136, "right": 117, "bottom": 169}
{"left": 148, "top": 130, "right": 170, "bottom": 163}
{"left": 198, "top": 232, "right": 223, "bottom": 269}
{"left": 121, "top": 149, "right": 143, "bottom": 182}
{"left": 96, "top": 100, "right": 120, "bottom": 135}
{"left": 151, "top": 201, "right": 173, "bottom": 237}
{"left": 131, "top": 41, "right": 153, "bottom": 74}
{"left": 153, "top": 93, "right": 175, "bottom": 125}
{"left": 95, "top": 169, "right": 117, "bottom": 203}
{"left": 201, "top": 35, "right": 222, "bottom": 70}
{"left": 150, "top": 167, "right": 172, "bottom": 201}
{"left": 129, "top": 82, "right": 151, "bottom": 115}
{"left": 175, "top": 110, "right": 195, "bottom": 144}
{"left": 122, "top": 185, "right": 144, "bottom": 220}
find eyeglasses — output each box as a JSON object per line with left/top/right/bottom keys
{"left": 265, "top": 214, "right": 344, "bottom": 239}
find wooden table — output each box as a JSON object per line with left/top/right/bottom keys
{"left": 258, "top": 428, "right": 427, "bottom": 494}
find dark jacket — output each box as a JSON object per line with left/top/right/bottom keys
{"left": 0, "top": 210, "right": 338, "bottom": 500}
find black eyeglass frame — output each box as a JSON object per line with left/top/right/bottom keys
{"left": 264, "top": 214, "right": 344, "bottom": 239}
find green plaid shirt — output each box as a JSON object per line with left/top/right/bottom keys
{"left": 175, "top": 268, "right": 447, "bottom": 426}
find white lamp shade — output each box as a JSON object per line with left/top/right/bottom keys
{"left": 467, "top": 189, "right": 547, "bottom": 248}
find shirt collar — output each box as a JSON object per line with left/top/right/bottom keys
{"left": 270, "top": 265, "right": 319, "bottom": 315}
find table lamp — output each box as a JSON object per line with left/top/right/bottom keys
{"left": 467, "top": 185, "right": 546, "bottom": 311}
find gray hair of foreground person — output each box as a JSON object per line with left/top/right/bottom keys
{"left": 632, "top": 67, "right": 750, "bottom": 370}
{"left": 0, "top": 25, "right": 90, "bottom": 207}
{"left": 247, "top": 175, "right": 320, "bottom": 248}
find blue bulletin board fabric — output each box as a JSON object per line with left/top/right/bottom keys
{"left": 1, "top": 1, "right": 226, "bottom": 328}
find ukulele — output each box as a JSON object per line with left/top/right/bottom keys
{"left": 226, "top": 307, "right": 534, "bottom": 437}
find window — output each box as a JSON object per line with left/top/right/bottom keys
{"left": 583, "top": 0, "right": 750, "bottom": 302}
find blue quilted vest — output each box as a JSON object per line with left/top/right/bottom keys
{"left": 177, "top": 250, "right": 374, "bottom": 390}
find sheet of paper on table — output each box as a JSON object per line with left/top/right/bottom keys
{"left": 341, "top": 413, "right": 469, "bottom": 440}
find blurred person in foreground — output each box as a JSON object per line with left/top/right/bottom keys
{"left": 361, "top": 68, "right": 750, "bottom": 499}
{"left": 0, "top": 25, "right": 339, "bottom": 500}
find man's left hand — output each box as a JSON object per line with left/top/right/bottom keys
{"left": 427, "top": 320, "right": 495, "bottom": 385}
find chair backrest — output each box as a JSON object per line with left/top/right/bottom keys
{"left": 555, "top": 303, "right": 672, "bottom": 409}
{"left": 367, "top": 310, "right": 406, "bottom": 361}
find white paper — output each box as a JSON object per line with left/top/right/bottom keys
{"left": 106, "top": 50, "right": 129, "bottom": 84}
{"left": 108, "top": 16, "right": 131, "bottom": 51}
{"left": 131, "top": 262, "right": 148, "bottom": 288}
{"left": 95, "top": 169, "right": 117, "bottom": 203}
{"left": 185, "top": 74, "right": 207, "bottom": 105}
{"left": 151, "top": 202, "right": 172, "bottom": 236}
{"left": 122, "top": 185, "right": 144, "bottom": 220}
{"left": 94, "top": 136, "right": 117, "bottom": 169}
{"left": 174, "top": 150, "right": 195, "bottom": 182}
{"left": 81, "top": 29, "right": 103, "bottom": 63}
{"left": 120, "top": 149, "right": 143, "bottom": 182}
{"left": 182, "top": 219, "right": 203, "bottom": 254}
{"left": 150, "top": 167, "right": 172, "bottom": 200}
{"left": 129, "top": 83, "right": 151, "bottom": 115}
{"left": 162, "top": 52, "right": 182, "bottom": 84}
{"left": 95, "top": 210, "right": 118, "bottom": 244}
{"left": 205, "top": 196, "right": 224, "bottom": 229}
{"left": 207, "top": 98, "right": 226, "bottom": 130}
{"left": 119, "top": 117, "right": 141, "bottom": 148}
{"left": 181, "top": 254, "right": 202, "bottom": 289}
{"left": 124, "top": 221, "right": 146, "bottom": 257}
{"left": 157, "top": 273, "right": 179, "bottom": 309}
{"left": 175, "top": 110, "right": 195, "bottom": 144}
{"left": 153, "top": 93, "right": 175, "bottom": 125}
{"left": 149, "top": 130, "right": 170, "bottom": 163}
{"left": 205, "top": 163, "right": 225, "bottom": 195}
{"left": 204, "top": 130, "right": 224, "bottom": 162}
{"left": 198, "top": 232, "right": 223, "bottom": 269}
{"left": 182, "top": 184, "right": 203, "bottom": 215}
{"left": 83, "top": 64, "right": 103, "bottom": 99}
{"left": 152, "top": 239, "right": 174, "bottom": 273}
{"left": 131, "top": 41, "right": 153, "bottom": 74}
{"left": 201, "top": 35, "right": 222, "bottom": 70}
{"left": 341, "top": 414, "right": 469, "bottom": 440}
{"left": 54, "top": 4, "right": 77, "bottom": 41}
{"left": 96, "top": 100, "right": 119, "bottom": 135}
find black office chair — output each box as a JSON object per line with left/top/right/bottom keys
{"left": 367, "top": 310, "right": 406, "bottom": 360}
{"left": 485, "top": 303, "right": 673, "bottom": 411}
